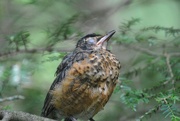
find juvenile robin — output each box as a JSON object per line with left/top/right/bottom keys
{"left": 41, "top": 30, "right": 121, "bottom": 121}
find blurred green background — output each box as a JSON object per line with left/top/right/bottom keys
{"left": 0, "top": 0, "right": 180, "bottom": 121}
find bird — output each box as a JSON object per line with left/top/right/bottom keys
{"left": 41, "top": 30, "right": 121, "bottom": 121}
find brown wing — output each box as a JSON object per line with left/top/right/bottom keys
{"left": 41, "top": 49, "right": 90, "bottom": 118}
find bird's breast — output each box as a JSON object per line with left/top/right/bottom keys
{"left": 51, "top": 50, "right": 120, "bottom": 119}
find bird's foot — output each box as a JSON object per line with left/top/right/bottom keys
{"left": 65, "top": 117, "right": 77, "bottom": 121}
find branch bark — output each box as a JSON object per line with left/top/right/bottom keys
{"left": 0, "top": 95, "right": 25, "bottom": 103}
{"left": 0, "top": 110, "right": 56, "bottom": 121}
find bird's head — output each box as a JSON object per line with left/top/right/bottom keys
{"left": 76, "top": 30, "right": 115, "bottom": 50}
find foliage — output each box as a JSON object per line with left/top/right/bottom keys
{"left": 46, "top": 14, "right": 81, "bottom": 47}
{"left": 115, "top": 18, "right": 180, "bottom": 121}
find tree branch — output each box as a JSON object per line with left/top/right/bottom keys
{"left": 121, "top": 43, "right": 180, "bottom": 57}
{"left": 170, "top": 52, "right": 180, "bottom": 57}
{"left": 0, "top": 95, "right": 25, "bottom": 103}
{"left": 0, "top": 48, "right": 72, "bottom": 58}
{"left": 0, "top": 110, "right": 56, "bottom": 121}
{"left": 121, "top": 43, "right": 163, "bottom": 57}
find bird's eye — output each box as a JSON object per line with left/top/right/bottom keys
{"left": 88, "top": 38, "right": 95, "bottom": 44}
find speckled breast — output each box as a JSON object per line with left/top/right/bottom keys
{"left": 51, "top": 49, "right": 121, "bottom": 120}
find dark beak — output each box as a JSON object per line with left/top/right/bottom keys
{"left": 96, "top": 30, "right": 116, "bottom": 46}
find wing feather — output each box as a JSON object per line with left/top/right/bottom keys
{"left": 41, "top": 53, "right": 73, "bottom": 117}
{"left": 41, "top": 49, "right": 90, "bottom": 118}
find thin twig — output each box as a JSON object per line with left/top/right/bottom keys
{"left": 0, "top": 95, "right": 25, "bottom": 103}
{"left": 164, "top": 53, "right": 175, "bottom": 87}
{"left": 139, "top": 105, "right": 161, "bottom": 120}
